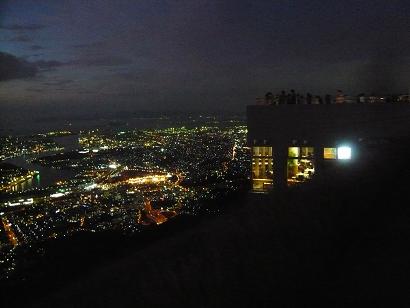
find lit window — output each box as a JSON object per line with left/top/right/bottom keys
{"left": 324, "top": 148, "right": 337, "bottom": 159}
{"left": 251, "top": 146, "right": 273, "bottom": 192}
{"left": 287, "top": 147, "right": 315, "bottom": 185}
{"left": 300, "top": 147, "right": 314, "bottom": 158}
{"left": 253, "top": 146, "right": 272, "bottom": 157}
{"left": 337, "top": 146, "right": 352, "bottom": 160}
{"left": 288, "top": 147, "right": 299, "bottom": 158}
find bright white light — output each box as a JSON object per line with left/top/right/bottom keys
{"left": 337, "top": 146, "right": 352, "bottom": 160}
{"left": 50, "top": 191, "right": 70, "bottom": 198}
{"left": 50, "top": 192, "right": 64, "bottom": 198}
{"left": 85, "top": 183, "right": 97, "bottom": 190}
{"left": 108, "top": 163, "right": 118, "bottom": 169}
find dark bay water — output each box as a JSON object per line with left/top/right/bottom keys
{"left": 4, "top": 135, "right": 79, "bottom": 191}
{"left": 6, "top": 155, "right": 76, "bottom": 191}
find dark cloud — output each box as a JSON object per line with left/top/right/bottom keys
{"left": 34, "top": 60, "right": 65, "bottom": 70}
{"left": 72, "top": 44, "right": 90, "bottom": 49}
{"left": 8, "top": 35, "right": 31, "bottom": 42}
{"left": 0, "top": 52, "right": 67, "bottom": 82}
{"left": 72, "top": 41, "right": 103, "bottom": 49}
{"left": 76, "top": 90, "right": 94, "bottom": 95}
{"left": 22, "top": 54, "right": 44, "bottom": 59}
{"left": 71, "top": 40, "right": 105, "bottom": 51}
{"left": 26, "top": 87, "right": 45, "bottom": 93}
{"left": 42, "top": 79, "right": 74, "bottom": 87}
{"left": 0, "top": 51, "right": 37, "bottom": 81}
{"left": 0, "top": 23, "right": 46, "bottom": 31}
{"left": 30, "top": 45, "right": 44, "bottom": 51}
{"left": 70, "top": 55, "right": 132, "bottom": 67}
{"left": 113, "top": 71, "right": 139, "bottom": 80}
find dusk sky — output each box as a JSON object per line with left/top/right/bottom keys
{"left": 1, "top": 0, "right": 410, "bottom": 113}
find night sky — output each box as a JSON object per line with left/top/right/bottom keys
{"left": 0, "top": 0, "right": 409, "bottom": 113}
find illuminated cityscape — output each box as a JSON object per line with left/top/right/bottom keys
{"left": 0, "top": 118, "right": 249, "bottom": 279}
{"left": 1, "top": 0, "right": 410, "bottom": 306}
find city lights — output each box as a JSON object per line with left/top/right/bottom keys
{"left": 0, "top": 121, "right": 249, "bottom": 280}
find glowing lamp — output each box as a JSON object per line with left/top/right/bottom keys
{"left": 337, "top": 146, "right": 352, "bottom": 160}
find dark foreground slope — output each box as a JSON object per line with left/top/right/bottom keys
{"left": 24, "top": 139, "right": 410, "bottom": 307}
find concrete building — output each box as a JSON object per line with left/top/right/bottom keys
{"left": 247, "top": 103, "right": 410, "bottom": 192}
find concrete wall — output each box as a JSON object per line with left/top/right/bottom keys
{"left": 247, "top": 103, "right": 410, "bottom": 147}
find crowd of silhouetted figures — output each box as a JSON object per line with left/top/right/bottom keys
{"left": 257, "top": 90, "right": 410, "bottom": 105}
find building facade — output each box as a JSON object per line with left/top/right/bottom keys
{"left": 247, "top": 103, "right": 410, "bottom": 192}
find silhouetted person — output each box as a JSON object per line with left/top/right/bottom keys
{"left": 317, "top": 95, "right": 323, "bottom": 104}
{"left": 265, "top": 92, "right": 273, "bottom": 105}
{"left": 290, "top": 89, "right": 296, "bottom": 104}
{"left": 296, "top": 94, "right": 300, "bottom": 104}
{"left": 325, "top": 94, "right": 332, "bottom": 104}
{"left": 279, "top": 90, "right": 287, "bottom": 105}
{"left": 335, "top": 90, "right": 345, "bottom": 104}
{"left": 286, "top": 93, "right": 292, "bottom": 104}
{"left": 306, "top": 93, "right": 312, "bottom": 104}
